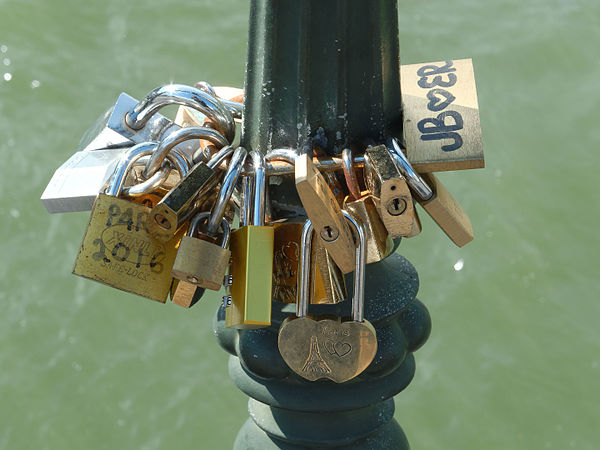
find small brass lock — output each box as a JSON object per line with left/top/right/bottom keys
{"left": 171, "top": 212, "right": 231, "bottom": 291}
{"left": 363, "top": 144, "right": 419, "bottom": 238}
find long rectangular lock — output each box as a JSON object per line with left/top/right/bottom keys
{"left": 295, "top": 153, "right": 356, "bottom": 274}
{"left": 388, "top": 138, "right": 473, "bottom": 247}
{"left": 226, "top": 151, "right": 273, "bottom": 329}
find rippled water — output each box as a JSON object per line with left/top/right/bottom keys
{"left": 1, "top": 0, "right": 598, "bottom": 448}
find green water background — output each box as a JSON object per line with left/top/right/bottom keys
{"left": 1, "top": 0, "right": 598, "bottom": 448}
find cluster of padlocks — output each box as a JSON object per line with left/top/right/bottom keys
{"left": 42, "top": 59, "right": 482, "bottom": 383}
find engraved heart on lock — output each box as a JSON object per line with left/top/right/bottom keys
{"left": 278, "top": 211, "right": 377, "bottom": 383}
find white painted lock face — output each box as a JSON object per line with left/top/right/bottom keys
{"left": 41, "top": 148, "right": 124, "bottom": 213}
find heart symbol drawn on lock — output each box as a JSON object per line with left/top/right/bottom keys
{"left": 278, "top": 317, "right": 377, "bottom": 383}
{"left": 324, "top": 339, "right": 352, "bottom": 357}
{"left": 426, "top": 88, "right": 456, "bottom": 112}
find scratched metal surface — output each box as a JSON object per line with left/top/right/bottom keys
{"left": 0, "top": 0, "right": 598, "bottom": 449}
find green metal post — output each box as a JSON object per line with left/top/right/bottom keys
{"left": 213, "top": 1, "right": 431, "bottom": 447}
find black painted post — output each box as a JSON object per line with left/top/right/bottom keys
{"left": 213, "top": 1, "right": 431, "bottom": 448}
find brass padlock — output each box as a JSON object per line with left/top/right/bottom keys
{"left": 341, "top": 148, "right": 393, "bottom": 264}
{"left": 277, "top": 211, "right": 378, "bottom": 383}
{"left": 271, "top": 221, "right": 346, "bottom": 304}
{"left": 148, "top": 135, "right": 233, "bottom": 242}
{"left": 226, "top": 151, "right": 274, "bottom": 329}
{"left": 388, "top": 137, "right": 474, "bottom": 247}
{"left": 73, "top": 142, "right": 188, "bottom": 302}
{"left": 295, "top": 152, "right": 356, "bottom": 274}
{"left": 363, "top": 144, "right": 419, "bottom": 238}
{"left": 170, "top": 211, "right": 231, "bottom": 291}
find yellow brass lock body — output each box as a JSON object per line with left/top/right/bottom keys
{"left": 364, "top": 144, "right": 419, "bottom": 238}
{"left": 148, "top": 138, "right": 233, "bottom": 242}
{"left": 341, "top": 149, "right": 393, "bottom": 264}
{"left": 226, "top": 151, "right": 274, "bottom": 329}
{"left": 73, "top": 142, "right": 188, "bottom": 303}
{"left": 388, "top": 138, "right": 473, "bottom": 247}
{"left": 271, "top": 221, "right": 346, "bottom": 304}
{"left": 295, "top": 153, "right": 356, "bottom": 274}
{"left": 170, "top": 211, "right": 231, "bottom": 291}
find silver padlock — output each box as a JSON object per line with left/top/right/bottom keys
{"left": 41, "top": 149, "right": 123, "bottom": 214}
{"left": 41, "top": 137, "right": 190, "bottom": 214}
{"left": 78, "top": 84, "right": 234, "bottom": 163}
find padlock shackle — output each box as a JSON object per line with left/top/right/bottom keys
{"left": 143, "top": 126, "right": 229, "bottom": 178}
{"left": 206, "top": 147, "right": 247, "bottom": 236}
{"left": 206, "top": 145, "right": 234, "bottom": 170}
{"left": 106, "top": 142, "right": 189, "bottom": 198}
{"left": 188, "top": 211, "right": 231, "bottom": 247}
{"left": 342, "top": 148, "right": 361, "bottom": 200}
{"left": 125, "top": 84, "right": 235, "bottom": 142}
{"left": 342, "top": 210, "right": 366, "bottom": 323}
{"left": 386, "top": 137, "right": 434, "bottom": 201}
{"left": 298, "top": 211, "right": 366, "bottom": 322}
{"left": 251, "top": 151, "right": 266, "bottom": 226}
{"left": 298, "top": 219, "right": 315, "bottom": 318}
{"left": 124, "top": 147, "right": 189, "bottom": 197}
{"left": 195, "top": 81, "right": 243, "bottom": 119}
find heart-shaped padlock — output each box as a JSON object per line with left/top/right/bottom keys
{"left": 278, "top": 211, "right": 377, "bottom": 383}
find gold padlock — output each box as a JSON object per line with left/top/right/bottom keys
{"left": 363, "top": 144, "right": 419, "bottom": 238}
{"left": 277, "top": 211, "right": 377, "bottom": 383}
{"left": 295, "top": 152, "right": 356, "bottom": 274}
{"left": 271, "top": 221, "right": 346, "bottom": 304}
{"left": 341, "top": 148, "right": 393, "bottom": 264}
{"left": 388, "top": 138, "right": 473, "bottom": 247}
{"left": 147, "top": 131, "right": 233, "bottom": 242}
{"left": 170, "top": 211, "right": 231, "bottom": 291}
{"left": 226, "top": 150, "right": 274, "bottom": 329}
{"left": 73, "top": 142, "right": 188, "bottom": 302}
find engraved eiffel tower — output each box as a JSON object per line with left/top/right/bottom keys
{"left": 302, "top": 335, "right": 331, "bottom": 374}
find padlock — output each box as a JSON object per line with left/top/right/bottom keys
{"left": 77, "top": 84, "right": 234, "bottom": 164}
{"left": 226, "top": 151, "right": 274, "bottom": 329}
{"left": 311, "top": 239, "right": 347, "bottom": 304}
{"left": 363, "top": 144, "right": 419, "bottom": 238}
{"left": 168, "top": 147, "right": 245, "bottom": 298}
{"left": 271, "top": 221, "right": 346, "bottom": 304}
{"left": 41, "top": 148, "right": 124, "bottom": 213}
{"left": 341, "top": 148, "right": 393, "bottom": 264}
{"left": 277, "top": 211, "right": 378, "bottom": 383}
{"left": 148, "top": 133, "right": 233, "bottom": 242}
{"left": 295, "top": 152, "right": 356, "bottom": 274}
{"left": 170, "top": 211, "right": 231, "bottom": 292}
{"left": 72, "top": 142, "right": 188, "bottom": 303}
{"left": 41, "top": 124, "right": 196, "bottom": 214}
{"left": 387, "top": 137, "right": 474, "bottom": 247}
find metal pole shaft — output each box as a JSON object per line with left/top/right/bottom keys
{"left": 214, "top": 1, "right": 431, "bottom": 447}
